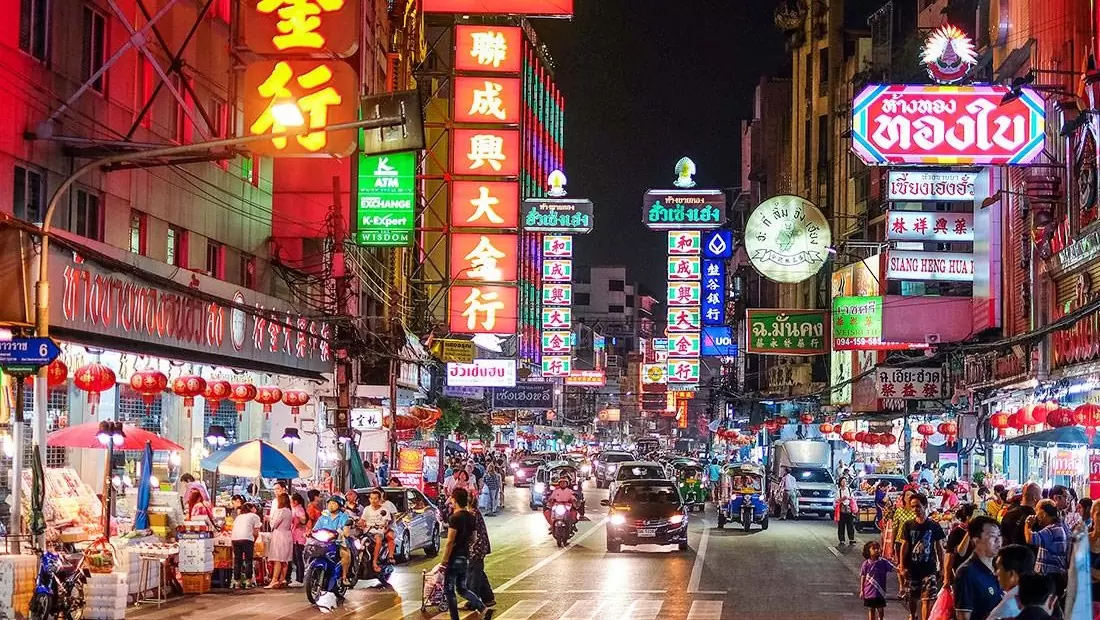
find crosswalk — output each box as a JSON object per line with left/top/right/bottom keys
{"left": 367, "top": 598, "right": 726, "bottom": 620}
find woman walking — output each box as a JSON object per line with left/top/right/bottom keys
{"left": 289, "top": 493, "right": 309, "bottom": 587}
{"left": 265, "top": 494, "right": 294, "bottom": 588}
{"left": 835, "top": 476, "right": 857, "bottom": 546}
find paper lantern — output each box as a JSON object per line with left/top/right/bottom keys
{"left": 73, "top": 363, "right": 116, "bottom": 416}
{"left": 203, "top": 380, "right": 232, "bottom": 410}
{"left": 818, "top": 423, "right": 834, "bottom": 435}
{"left": 938, "top": 421, "right": 958, "bottom": 446}
{"left": 799, "top": 413, "right": 814, "bottom": 425}
{"left": 1007, "top": 412, "right": 1023, "bottom": 430}
{"left": 775, "top": 416, "right": 790, "bottom": 426}
{"left": 854, "top": 431, "right": 867, "bottom": 444}
{"left": 764, "top": 419, "right": 779, "bottom": 433}
{"left": 916, "top": 423, "right": 935, "bottom": 449}
{"left": 129, "top": 369, "right": 168, "bottom": 410}
{"left": 1034, "top": 401, "right": 1056, "bottom": 425}
{"left": 385, "top": 412, "right": 421, "bottom": 431}
{"left": 841, "top": 430, "right": 856, "bottom": 443}
{"left": 749, "top": 424, "right": 763, "bottom": 434}
{"left": 881, "top": 433, "right": 898, "bottom": 446}
{"left": 989, "top": 411, "right": 1011, "bottom": 437}
{"left": 255, "top": 386, "right": 283, "bottom": 419}
{"left": 1075, "top": 403, "right": 1100, "bottom": 440}
{"left": 171, "top": 375, "right": 206, "bottom": 418}
{"left": 46, "top": 359, "right": 68, "bottom": 387}
{"left": 1016, "top": 404, "right": 1037, "bottom": 427}
{"left": 229, "top": 383, "right": 258, "bottom": 419}
{"left": 1048, "top": 407, "right": 1076, "bottom": 428}
{"left": 282, "top": 389, "right": 311, "bottom": 422}
{"left": 863, "top": 433, "right": 879, "bottom": 446}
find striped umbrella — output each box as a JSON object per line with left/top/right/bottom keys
{"left": 201, "top": 439, "right": 312, "bottom": 479}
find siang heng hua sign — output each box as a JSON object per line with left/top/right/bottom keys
{"left": 53, "top": 249, "right": 332, "bottom": 375}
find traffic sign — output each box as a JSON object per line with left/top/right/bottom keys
{"left": 0, "top": 338, "right": 61, "bottom": 368}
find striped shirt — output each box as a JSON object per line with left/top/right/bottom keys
{"left": 1033, "top": 523, "right": 1069, "bottom": 575}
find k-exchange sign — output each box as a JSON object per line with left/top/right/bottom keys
{"left": 357, "top": 151, "right": 415, "bottom": 247}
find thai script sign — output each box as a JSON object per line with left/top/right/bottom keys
{"left": 886, "top": 211, "right": 974, "bottom": 242}
{"left": 851, "top": 84, "right": 1045, "bottom": 166}
{"left": 746, "top": 309, "right": 828, "bottom": 355}
{"left": 874, "top": 366, "right": 945, "bottom": 399}
{"left": 643, "top": 190, "right": 726, "bottom": 230}
{"left": 886, "top": 251, "right": 975, "bottom": 282}
{"left": 520, "top": 198, "right": 594, "bottom": 233}
{"left": 745, "top": 196, "right": 831, "bottom": 284}
{"left": 445, "top": 359, "right": 517, "bottom": 387}
{"left": 887, "top": 170, "right": 977, "bottom": 202}
{"left": 491, "top": 383, "right": 554, "bottom": 409}
{"left": 832, "top": 296, "right": 884, "bottom": 350}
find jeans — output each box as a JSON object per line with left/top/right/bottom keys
{"left": 445, "top": 556, "right": 484, "bottom": 620}
{"left": 467, "top": 557, "right": 494, "bottom": 603}
{"left": 232, "top": 540, "right": 255, "bottom": 583}
{"left": 291, "top": 542, "right": 305, "bottom": 582}
{"left": 487, "top": 489, "right": 500, "bottom": 514}
{"left": 837, "top": 513, "right": 855, "bottom": 542}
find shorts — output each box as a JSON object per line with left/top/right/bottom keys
{"left": 863, "top": 596, "right": 886, "bottom": 609}
{"left": 906, "top": 573, "right": 939, "bottom": 601}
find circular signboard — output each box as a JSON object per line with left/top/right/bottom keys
{"left": 745, "top": 195, "right": 832, "bottom": 283}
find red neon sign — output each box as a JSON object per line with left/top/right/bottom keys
{"left": 449, "top": 233, "right": 519, "bottom": 282}
{"left": 450, "top": 181, "right": 520, "bottom": 229}
{"left": 448, "top": 285, "right": 518, "bottom": 335}
{"left": 427, "top": 0, "right": 572, "bottom": 16}
{"left": 451, "top": 128, "right": 521, "bottom": 176}
{"left": 453, "top": 76, "right": 522, "bottom": 125}
{"left": 454, "top": 25, "right": 523, "bottom": 74}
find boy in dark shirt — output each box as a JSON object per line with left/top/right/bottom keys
{"left": 899, "top": 493, "right": 946, "bottom": 620}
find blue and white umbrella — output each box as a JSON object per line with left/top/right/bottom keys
{"left": 201, "top": 439, "right": 313, "bottom": 479}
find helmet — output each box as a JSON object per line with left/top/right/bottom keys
{"left": 328, "top": 495, "right": 346, "bottom": 508}
{"left": 557, "top": 478, "right": 570, "bottom": 487}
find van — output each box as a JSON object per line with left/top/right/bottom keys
{"left": 768, "top": 440, "right": 837, "bottom": 518}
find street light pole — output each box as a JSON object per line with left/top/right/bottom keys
{"left": 19, "top": 115, "right": 403, "bottom": 551}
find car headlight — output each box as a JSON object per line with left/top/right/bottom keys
{"left": 606, "top": 464, "right": 616, "bottom": 472}
{"left": 581, "top": 464, "right": 591, "bottom": 473}
{"left": 311, "top": 530, "right": 336, "bottom": 542}
{"left": 553, "top": 505, "right": 568, "bottom": 516}
{"left": 609, "top": 513, "right": 626, "bottom": 525}
{"left": 534, "top": 482, "right": 545, "bottom": 494}
{"left": 668, "top": 514, "right": 685, "bottom": 524}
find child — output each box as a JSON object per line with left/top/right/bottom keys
{"left": 860, "top": 540, "right": 894, "bottom": 620}
{"left": 231, "top": 502, "right": 262, "bottom": 589}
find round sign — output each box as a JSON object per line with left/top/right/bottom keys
{"left": 645, "top": 365, "right": 666, "bottom": 383}
{"left": 745, "top": 195, "right": 832, "bottom": 283}
{"left": 231, "top": 291, "right": 247, "bottom": 352}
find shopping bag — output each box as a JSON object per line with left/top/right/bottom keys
{"left": 422, "top": 564, "right": 448, "bottom": 612}
{"left": 928, "top": 586, "right": 955, "bottom": 620}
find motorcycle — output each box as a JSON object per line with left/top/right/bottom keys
{"left": 29, "top": 550, "right": 89, "bottom": 620}
{"left": 356, "top": 530, "right": 395, "bottom": 587}
{"left": 303, "top": 529, "right": 349, "bottom": 605}
{"left": 550, "top": 503, "right": 576, "bottom": 547}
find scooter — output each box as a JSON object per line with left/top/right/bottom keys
{"left": 550, "top": 503, "right": 576, "bottom": 547}
{"left": 303, "top": 529, "right": 349, "bottom": 605}
{"left": 356, "top": 530, "right": 395, "bottom": 587}
{"left": 29, "top": 549, "right": 89, "bottom": 620}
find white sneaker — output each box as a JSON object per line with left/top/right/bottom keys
{"left": 288, "top": 580, "right": 303, "bottom": 588}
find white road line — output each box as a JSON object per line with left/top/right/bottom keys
{"left": 567, "top": 590, "right": 667, "bottom": 594}
{"left": 495, "top": 518, "right": 607, "bottom": 592}
{"left": 686, "top": 600, "right": 724, "bottom": 620}
{"left": 495, "top": 600, "right": 548, "bottom": 620}
{"left": 692, "top": 590, "right": 728, "bottom": 595}
{"left": 561, "top": 600, "right": 603, "bottom": 620}
{"left": 624, "top": 600, "right": 664, "bottom": 620}
{"left": 686, "top": 526, "right": 711, "bottom": 593}
{"left": 367, "top": 599, "right": 423, "bottom": 620}
{"left": 826, "top": 545, "right": 842, "bottom": 558}
{"left": 818, "top": 591, "right": 856, "bottom": 596}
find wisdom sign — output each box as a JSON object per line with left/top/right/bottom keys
{"left": 851, "top": 84, "right": 1045, "bottom": 166}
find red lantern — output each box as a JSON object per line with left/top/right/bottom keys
{"left": 1016, "top": 404, "right": 1037, "bottom": 427}
{"left": 282, "top": 389, "right": 310, "bottom": 422}
{"left": 1075, "top": 403, "right": 1100, "bottom": 440}
{"left": 764, "top": 419, "right": 779, "bottom": 433}
{"left": 917, "top": 423, "right": 935, "bottom": 449}
{"left": 799, "top": 413, "right": 815, "bottom": 425}
{"left": 229, "top": 382, "right": 258, "bottom": 419}
{"left": 1033, "top": 402, "right": 1056, "bottom": 425}
{"left": 841, "top": 430, "right": 857, "bottom": 443}
{"left": 204, "top": 380, "right": 232, "bottom": 410}
{"left": 881, "top": 433, "right": 898, "bottom": 447}
{"left": 73, "top": 363, "right": 116, "bottom": 416}
{"left": 46, "top": 359, "right": 68, "bottom": 387}
{"left": 255, "top": 386, "right": 283, "bottom": 419}
{"left": 749, "top": 424, "right": 762, "bottom": 434}
{"left": 938, "top": 421, "right": 958, "bottom": 446}
{"left": 854, "top": 431, "right": 867, "bottom": 444}
{"left": 863, "top": 433, "right": 879, "bottom": 446}
{"left": 776, "top": 416, "right": 790, "bottom": 426}
{"left": 1048, "top": 407, "right": 1075, "bottom": 428}
{"left": 171, "top": 375, "right": 206, "bottom": 418}
{"left": 990, "top": 411, "right": 1011, "bottom": 437}
{"left": 1007, "top": 413, "right": 1023, "bottom": 430}
{"left": 819, "top": 423, "right": 834, "bottom": 435}
{"left": 129, "top": 369, "right": 168, "bottom": 410}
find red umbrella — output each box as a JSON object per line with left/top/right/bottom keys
{"left": 47, "top": 421, "right": 183, "bottom": 451}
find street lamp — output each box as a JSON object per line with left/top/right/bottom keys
{"left": 282, "top": 426, "right": 301, "bottom": 453}
{"left": 205, "top": 424, "right": 228, "bottom": 447}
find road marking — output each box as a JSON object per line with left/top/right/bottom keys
{"left": 495, "top": 600, "right": 547, "bottom": 620}
{"left": 692, "top": 590, "right": 728, "bottom": 595}
{"left": 624, "top": 600, "right": 663, "bottom": 620}
{"left": 818, "top": 591, "right": 856, "bottom": 596}
{"left": 826, "top": 545, "right": 842, "bottom": 558}
{"left": 686, "top": 526, "right": 711, "bottom": 593}
{"left": 561, "top": 600, "right": 604, "bottom": 620}
{"left": 686, "top": 600, "right": 724, "bottom": 620}
{"left": 567, "top": 590, "right": 667, "bottom": 594}
{"left": 367, "top": 599, "right": 423, "bottom": 620}
{"left": 495, "top": 518, "right": 607, "bottom": 592}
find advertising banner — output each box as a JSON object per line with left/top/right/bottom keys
{"left": 886, "top": 251, "right": 975, "bottom": 282}
{"left": 746, "top": 309, "right": 828, "bottom": 355}
{"left": 745, "top": 196, "right": 831, "bottom": 284}
{"left": 700, "top": 326, "right": 738, "bottom": 357}
{"left": 643, "top": 190, "right": 726, "bottom": 230}
{"left": 886, "top": 170, "right": 977, "bottom": 202}
{"left": 886, "top": 211, "right": 974, "bottom": 242}
{"left": 425, "top": 0, "right": 573, "bottom": 16}
{"left": 641, "top": 363, "right": 667, "bottom": 385}
{"left": 356, "top": 151, "right": 416, "bottom": 246}
{"left": 873, "top": 366, "right": 945, "bottom": 399}
{"left": 832, "top": 296, "right": 884, "bottom": 350}
{"left": 564, "top": 370, "right": 606, "bottom": 386}
{"left": 446, "top": 359, "right": 517, "bottom": 387}
{"left": 521, "top": 199, "right": 594, "bottom": 233}
{"left": 491, "top": 383, "right": 554, "bottom": 409}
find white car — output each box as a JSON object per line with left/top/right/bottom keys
{"left": 608, "top": 461, "right": 668, "bottom": 500}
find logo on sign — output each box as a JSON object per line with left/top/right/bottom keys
{"left": 701, "top": 326, "right": 737, "bottom": 357}
{"left": 703, "top": 229, "right": 733, "bottom": 259}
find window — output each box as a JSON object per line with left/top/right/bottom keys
{"left": 129, "top": 210, "right": 147, "bottom": 255}
{"left": 608, "top": 280, "right": 625, "bottom": 292}
{"left": 167, "top": 225, "right": 187, "bottom": 267}
{"left": 81, "top": 6, "right": 106, "bottom": 93}
{"left": 19, "top": 0, "right": 48, "bottom": 61}
{"left": 172, "top": 76, "right": 194, "bottom": 144}
{"left": 804, "top": 53, "right": 813, "bottom": 99}
{"left": 608, "top": 304, "right": 625, "bottom": 314}
{"left": 206, "top": 240, "right": 224, "bottom": 278}
{"left": 135, "top": 55, "right": 153, "bottom": 128}
{"left": 626, "top": 295, "right": 635, "bottom": 308}
{"left": 240, "top": 254, "right": 256, "bottom": 289}
{"left": 574, "top": 292, "right": 590, "bottom": 306}
{"left": 72, "top": 189, "right": 103, "bottom": 241}
{"left": 13, "top": 165, "right": 44, "bottom": 222}
{"left": 212, "top": 98, "right": 230, "bottom": 170}
{"left": 207, "top": 0, "right": 231, "bottom": 22}
{"left": 817, "top": 114, "right": 829, "bottom": 168}
{"left": 242, "top": 155, "right": 261, "bottom": 186}
{"left": 818, "top": 48, "right": 829, "bottom": 89}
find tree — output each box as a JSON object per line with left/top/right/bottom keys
{"left": 562, "top": 433, "right": 575, "bottom": 447}
{"left": 432, "top": 396, "right": 492, "bottom": 441}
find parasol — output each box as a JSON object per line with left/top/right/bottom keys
{"left": 134, "top": 441, "right": 153, "bottom": 530}
{"left": 47, "top": 421, "right": 184, "bottom": 451}
{"left": 201, "top": 439, "right": 312, "bottom": 479}
{"left": 30, "top": 445, "right": 46, "bottom": 536}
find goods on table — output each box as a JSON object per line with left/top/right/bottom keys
{"left": 0, "top": 555, "right": 36, "bottom": 619}
{"left": 21, "top": 468, "right": 103, "bottom": 544}
{"left": 83, "top": 539, "right": 116, "bottom": 574}
{"left": 85, "top": 572, "right": 127, "bottom": 620}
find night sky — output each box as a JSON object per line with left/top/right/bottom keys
{"left": 536, "top": 1, "right": 788, "bottom": 296}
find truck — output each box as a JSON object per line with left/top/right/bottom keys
{"left": 767, "top": 440, "right": 838, "bottom": 519}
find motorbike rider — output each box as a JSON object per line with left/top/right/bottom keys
{"left": 313, "top": 495, "right": 353, "bottom": 586}
{"left": 360, "top": 489, "right": 398, "bottom": 574}
{"left": 543, "top": 477, "right": 579, "bottom": 534}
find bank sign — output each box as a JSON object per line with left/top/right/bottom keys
{"left": 851, "top": 84, "right": 1045, "bottom": 166}
{"left": 357, "top": 151, "right": 415, "bottom": 246}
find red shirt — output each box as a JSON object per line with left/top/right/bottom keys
{"left": 306, "top": 503, "right": 323, "bottom": 528}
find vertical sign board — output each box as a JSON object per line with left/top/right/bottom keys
{"left": 701, "top": 259, "right": 725, "bottom": 326}
{"left": 356, "top": 151, "right": 417, "bottom": 246}
{"left": 666, "top": 231, "right": 702, "bottom": 384}
{"left": 539, "top": 234, "right": 572, "bottom": 376}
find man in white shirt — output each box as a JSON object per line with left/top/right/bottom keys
{"left": 360, "top": 489, "right": 398, "bottom": 572}
{"left": 781, "top": 467, "right": 799, "bottom": 519}
{"left": 989, "top": 543, "right": 1036, "bottom": 619}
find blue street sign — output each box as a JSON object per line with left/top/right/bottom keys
{"left": 0, "top": 338, "right": 61, "bottom": 367}
{"left": 701, "top": 326, "right": 737, "bottom": 357}
{"left": 702, "top": 229, "right": 733, "bottom": 259}
{"left": 701, "top": 259, "right": 726, "bottom": 326}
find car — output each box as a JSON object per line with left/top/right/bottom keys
{"left": 608, "top": 461, "right": 667, "bottom": 499}
{"left": 563, "top": 453, "right": 593, "bottom": 479}
{"left": 352, "top": 487, "right": 442, "bottom": 563}
{"left": 772, "top": 466, "right": 837, "bottom": 518}
{"left": 511, "top": 456, "right": 546, "bottom": 487}
{"left": 593, "top": 451, "right": 636, "bottom": 488}
{"left": 602, "top": 480, "right": 689, "bottom": 553}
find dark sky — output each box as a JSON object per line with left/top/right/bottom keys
{"left": 535, "top": 1, "right": 788, "bottom": 296}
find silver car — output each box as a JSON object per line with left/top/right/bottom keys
{"left": 355, "top": 487, "right": 442, "bottom": 563}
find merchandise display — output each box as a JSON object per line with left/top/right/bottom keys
{"left": 85, "top": 572, "right": 128, "bottom": 620}
{"left": 0, "top": 555, "right": 36, "bottom": 619}
{"left": 21, "top": 468, "right": 103, "bottom": 544}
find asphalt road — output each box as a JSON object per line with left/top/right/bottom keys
{"left": 129, "top": 482, "right": 912, "bottom": 620}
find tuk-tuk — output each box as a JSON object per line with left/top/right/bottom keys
{"left": 718, "top": 463, "right": 769, "bottom": 531}
{"left": 672, "top": 462, "right": 706, "bottom": 512}
{"left": 530, "top": 461, "right": 586, "bottom": 514}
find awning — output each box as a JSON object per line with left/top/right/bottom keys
{"left": 1002, "top": 426, "right": 1099, "bottom": 448}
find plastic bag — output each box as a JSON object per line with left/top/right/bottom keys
{"left": 423, "top": 564, "right": 448, "bottom": 612}
{"left": 928, "top": 586, "right": 954, "bottom": 620}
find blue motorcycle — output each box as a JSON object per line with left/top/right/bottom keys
{"left": 29, "top": 550, "right": 89, "bottom": 620}
{"left": 717, "top": 463, "right": 770, "bottom": 532}
{"left": 304, "top": 529, "right": 350, "bottom": 605}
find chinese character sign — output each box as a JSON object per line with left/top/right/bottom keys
{"left": 448, "top": 285, "right": 517, "bottom": 334}
{"left": 666, "top": 230, "right": 702, "bottom": 386}
{"left": 542, "top": 283, "right": 572, "bottom": 306}
{"left": 243, "top": 60, "right": 359, "bottom": 156}
{"left": 701, "top": 259, "right": 725, "bottom": 326}
{"left": 873, "top": 366, "right": 944, "bottom": 399}
{"left": 667, "top": 282, "right": 701, "bottom": 307}
{"left": 543, "top": 259, "right": 573, "bottom": 282}
{"left": 454, "top": 25, "right": 523, "bottom": 73}
{"left": 885, "top": 211, "right": 974, "bottom": 242}
{"left": 746, "top": 309, "right": 828, "bottom": 355}
{"left": 542, "top": 355, "right": 572, "bottom": 377}
{"left": 449, "top": 233, "right": 519, "bottom": 282}
{"left": 832, "top": 296, "right": 884, "bottom": 350}
{"left": 667, "top": 231, "right": 701, "bottom": 255}
{"left": 667, "top": 359, "right": 701, "bottom": 384}
{"left": 667, "top": 256, "right": 701, "bottom": 281}
{"left": 243, "top": 0, "right": 358, "bottom": 57}
{"left": 542, "top": 235, "right": 573, "bottom": 258}
{"left": 453, "top": 77, "right": 522, "bottom": 124}
{"left": 451, "top": 129, "right": 521, "bottom": 176}
{"left": 450, "top": 181, "right": 519, "bottom": 229}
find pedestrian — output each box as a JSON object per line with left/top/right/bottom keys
{"left": 484, "top": 465, "right": 502, "bottom": 516}
{"left": 898, "top": 493, "right": 946, "bottom": 620}
{"left": 859, "top": 541, "right": 893, "bottom": 620}
{"left": 306, "top": 489, "right": 324, "bottom": 528}
{"left": 1077, "top": 497, "right": 1092, "bottom": 531}
{"left": 781, "top": 467, "right": 799, "bottom": 520}
{"left": 1002, "top": 482, "right": 1040, "bottom": 548}
{"left": 464, "top": 504, "right": 496, "bottom": 610}
{"left": 378, "top": 458, "right": 389, "bottom": 486}
{"left": 266, "top": 494, "right": 293, "bottom": 588}
{"left": 942, "top": 503, "right": 977, "bottom": 587}
{"left": 1013, "top": 573, "right": 1057, "bottom": 620}
{"left": 835, "top": 476, "right": 857, "bottom": 546}
{"left": 1024, "top": 499, "right": 1068, "bottom": 617}
{"left": 231, "top": 502, "right": 262, "bottom": 589}
{"left": 289, "top": 493, "right": 308, "bottom": 587}
{"left": 1088, "top": 500, "right": 1100, "bottom": 618}
{"left": 952, "top": 515, "right": 1002, "bottom": 620}
{"left": 939, "top": 480, "right": 961, "bottom": 512}
{"left": 440, "top": 487, "right": 493, "bottom": 620}
{"left": 989, "top": 544, "right": 1035, "bottom": 619}
{"left": 270, "top": 480, "right": 288, "bottom": 520}
{"left": 985, "top": 485, "right": 1008, "bottom": 520}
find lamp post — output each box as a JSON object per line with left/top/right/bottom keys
{"left": 19, "top": 111, "right": 408, "bottom": 550}
{"left": 282, "top": 427, "right": 301, "bottom": 453}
